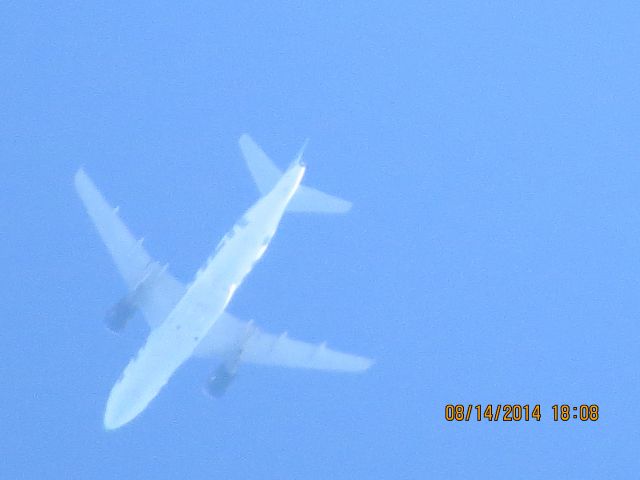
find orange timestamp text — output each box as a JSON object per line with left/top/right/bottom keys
{"left": 444, "top": 404, "right": 599, "bottom": 422}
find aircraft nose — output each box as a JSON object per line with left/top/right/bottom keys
{"left": 103, "top": 408, "right": 122, "bottom": 430}
{"left": 103, "top": 398, "right": 128, "bottom": 430}
{"left": 103, "top": 383, "right": 140, "bottom": 430}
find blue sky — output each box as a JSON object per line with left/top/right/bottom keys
{"left": 2, "top": 2, "right": 640, "bottom": 478}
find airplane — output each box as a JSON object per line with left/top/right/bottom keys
{"left": 74, "top": 134, "right": 373, "bottom": 430}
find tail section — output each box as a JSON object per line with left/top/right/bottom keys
{"left": 238, "top": 134, "right": 352, "bottom": 214}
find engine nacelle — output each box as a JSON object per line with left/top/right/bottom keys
{"left": 104, "top": 273, "right": 155, "bottom": 333}
{"left": 105, "top": 296, "right": 137, "bottom": 333}
{"left": 204, "top": 364, "right": 237, "bottom": 398}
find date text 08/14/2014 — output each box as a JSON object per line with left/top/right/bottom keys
{"left": 444, "top": 404, "right": 599, "bottom": 422}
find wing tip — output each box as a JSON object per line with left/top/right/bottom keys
{"left": 238, "top": 133, "right": 255, "bottom": 150}
{"left": 74, "top": 166, "right": 87, "bottom": 183}
{"left": 356, "top": 356, "right": 375, "bottom": 372}
{"left": 73, "top": 167, "right": 93, "bottom": 195}
{"left": 335, "top": 198, "right": 353, "bottom": 213}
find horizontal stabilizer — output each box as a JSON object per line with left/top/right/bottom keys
{"left": 239, "top": 134, "right": 352, "bottom": 214}
{"left": 286, "top": 184, "right": 352, "bottom": 213}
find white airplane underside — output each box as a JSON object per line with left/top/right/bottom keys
{"left": 75, "top": 134, "right": 372, "bottom": 429}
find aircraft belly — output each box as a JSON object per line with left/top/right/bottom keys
{"left": 103, "top": 284, "right": 232, "bottom": 430}
{"left": 102, "top": 163, "right": 306, "bottom": 429}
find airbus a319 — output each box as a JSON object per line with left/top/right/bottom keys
{"left": 75, "top": 134, "right": 372, "bottom": 430}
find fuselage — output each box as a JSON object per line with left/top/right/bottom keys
{"left": 103, "top": 161, "right": 306, "bottom": 429}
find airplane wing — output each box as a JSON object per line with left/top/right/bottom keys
{"left": 194, "top": 312, "right": 373, "bottom": 372}
{"left": 241, "top": 329, "right": 373, "bottom": 372}
{"left": 74, "top": 169, "right": 185, "bottom": 328}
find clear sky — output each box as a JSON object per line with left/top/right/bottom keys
{"left": 2, "top": 2, "right": 639, "bottom": 479}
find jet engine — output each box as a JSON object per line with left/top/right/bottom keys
{"left": 204, "top": 364, "right": 237, "bottom": 398}
{"left": 104, "top": 273, "right": 155, "bottom": 333}
{"left": 105, "top": 295, "right": 137, "bottom": 333}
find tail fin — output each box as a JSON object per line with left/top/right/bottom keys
{"left": 239, "top": 134, "right": 352, "bottom": 214}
